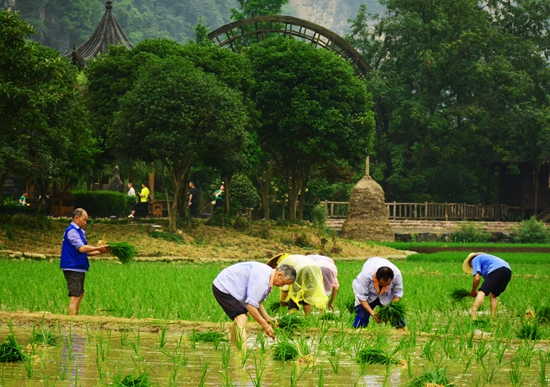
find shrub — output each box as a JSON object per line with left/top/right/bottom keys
{"left": 73, "top": 191, "right": 134, "bottom": 218}
{"left": 8, "top": 214, "right": 51, "bottom": 230}
{"left": 449, "top": 221, "right": 490, "bottom": 243}
{"left": 311, "top": 205, "right": 328, "bottom": 230}
{"left": 510, "top": 216, "right": 550, "bottom": 243}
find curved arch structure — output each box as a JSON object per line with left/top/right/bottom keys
{"left": 208, "top": 15, "right": 370, "bottom": 78}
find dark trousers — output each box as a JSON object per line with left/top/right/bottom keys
{"left": 353, "top": 298, "right": 406, "bottom": 328}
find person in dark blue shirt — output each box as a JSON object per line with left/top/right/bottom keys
{"left": 60, "top": 208, "right": 109, "bottom": 315}
{"left": 463, "top": 252, "right": 512, "bottom": 319}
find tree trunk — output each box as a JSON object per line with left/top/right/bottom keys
{"left": 255, "top": 164, "right": 273, "bottom": 220}
{"left": 0, "top": 172, "right": 7, "bottom": 201}
{"left": 221, "top": 172, "right": 232, "bottom": 215}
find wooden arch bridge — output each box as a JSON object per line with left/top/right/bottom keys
{"left": 208, "top": 15, "right": 371, "bottom": 78}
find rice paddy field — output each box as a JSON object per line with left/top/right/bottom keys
{"left": 0, "top": 251, "right": 549, "bottom": 386}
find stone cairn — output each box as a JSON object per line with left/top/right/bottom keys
{"left": 341, "top": 158, "right": 394, "bottom": 242}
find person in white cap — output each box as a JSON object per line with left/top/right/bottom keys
{"left": 462, "top": 252, "right": 512, "bottom": 319}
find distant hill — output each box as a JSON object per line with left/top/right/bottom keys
{"left": 1, "top": 0, "right": 384, "bottom": 53}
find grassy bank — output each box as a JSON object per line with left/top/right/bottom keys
{"left": 0, "top": 217, "right": 403, "bottom": 260}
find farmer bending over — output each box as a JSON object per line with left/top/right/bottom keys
{"left": 352, "top": 257, "right": 405, "bottom": 328}
{"left": 60, "top": 208, "right": 109, "bottom": 315}
{"left": 212, "top": 262, "right": 296, "bottom": 348}
{"left": 462, "top": 252, "right": 512, "bottom": 319}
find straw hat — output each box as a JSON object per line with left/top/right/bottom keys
{"left": 462, "top": 252, "right": 484, "bottom": 274}
{"left": 266, "top": 253, "right": 290, "bottom": 268}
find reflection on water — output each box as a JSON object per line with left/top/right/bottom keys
{"left": 0, "top": 325, "right": 546, "bottom": 386}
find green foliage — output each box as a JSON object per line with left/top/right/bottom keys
{"left": 73, "top": 191, "right": 134, "bottom": 218}
{"left": 190, "top": 331, "right": 226, "bottom": 343}
{"left": 510, "top": 216, "right": 550, "bottom": 244}
{"left": 450, "top": 222, "right": 491, "bottom": 243}
{"left": 374, "top": 301, "right": 406, "bottom": 327}
{"left": 536, "top": 306, "right": 550, "bottom": 324}
{"left": 5, "top": 214, "right": 51, "bottom": 230}
{"left": 149, "top": 231, "right": 185, "bottom": 244}
{"left": 107, "top": 242, "right": 137, "bottom": 264}
{"left": 230, "top": 174, "right": 260, "bottom": 212}
{"left": 0, "top": 334, "right": 26, "bottom": 362}
{"left": 271, "top": 341, "right": 299, "bottom": 361}
{"left": 311, "top": 205, "right": 329, "bottom": 230}
{"left": 356, "top": 348, "right": 392, "bottom": 364}
{"left": 293, "top": 232, "right": 314, "bottom": 248}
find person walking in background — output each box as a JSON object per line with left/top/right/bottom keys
{"left": 188, "top": 181, "right": 199, "bottom": 217}
{"left": 128, "top": 182, "right": 149, "bottom": 218}
{"left": 60, "top": 208, "right": 109, "bottom": 315}
{"left": 212, "top": 262, "right": 296, "bottom": 347}
{"left": 213, "top": 183, "right": 224, "bottom": 213}
{"left": 352, "top": 257, "right": 405, "bottom": 328}
{"left": 462, "top": 252, "right": 512, "bottom": 319}
{"left": 127, "top": 182, "right": 135, "bottom": 197}
{"left": 18, "top": 192, "right": 29, "bottom": 206}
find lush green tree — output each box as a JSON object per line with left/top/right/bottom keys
{"left": 246, "top": 37, "right": 375, "bottom": 220}
{"left": 0, "top": 9, "right": 95, "bottom": 202}
{"left": 346, "top": 0, "right": 550, "bottom": 204}
{"left": 230, "top": 0, "right": 288, "bottom": 20}
{"left": 112, "top": 55, "right": 249, "bottom": 229}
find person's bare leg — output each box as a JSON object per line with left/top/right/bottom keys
{"left": 471, "top": 291, "right": 486, "bottom": 319}
{"left": 489, "top": 293, "right": 498, "bottom": 317}
{"left": 231, "top": 314, "right": 248, "bottom": 349}
{"left": 68, "top": 294, "right": 84, "bottom": 316}
{"left": 303, "top": 304, "right": 312, "bottom": 315}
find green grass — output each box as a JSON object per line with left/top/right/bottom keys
{"left": 378, "top": 241, "right": 550, "bottom": 250}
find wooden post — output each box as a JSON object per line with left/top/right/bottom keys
{"left": 365, "top": 156, "right": 370, "bottom": 177}
{"left": 148, "top": 171, "right": 155, "bottom": 199}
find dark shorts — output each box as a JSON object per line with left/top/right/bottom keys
{"left": 287, "top": 298, "right": 308, "bottom": 310}
{"left": 480, "top": 267, "right": 512, "bottom": 297}
{"left": 212, "top": 284, "right": 247, "bottom": 320}
{"left": 63, "top": 270, "right": 86, "bottom": 297}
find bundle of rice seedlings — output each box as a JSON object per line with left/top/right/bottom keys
{"left": 374, "top": 301, "right": 406, "bottom": 327}
{"left": 345, "top": 299, "right": 356, "bottom": 314}
{"left": 472, "top": 319, "right": 490, "bottom": 329}
{"left": 536, "top": 306, "right": 550, "bottom": 324}
{"left": 0, "top": 334, "right": 26, "bottom": 362}
{"left": 271, "top": 341, "right": 299, "bottom": 361}
{"left": 114, "top": 372, "right": 153, "bottom": 387}
{"left": 190, "top": 331, "right": 226, "bottom": 343}
{"left": 277, "top": 314, "right": 306, "bottom": 332}
{"left": 407, "top": 368, "right": 450, "bottom": 387}
{"left": 107, "top": 242, "right": 137, "bottom": 264}
{"left": 450, "top": 289, "right": 471, "bottom": 301}
{"left": 356, "top": 348, "right": 392, "bottom": 364}
{"left": 319, "top": 313, "right": 340, "bottom": 321}
{"left": 267, "top": 300, "right": 282, "bottom": 314}
{"left": 516, "top": 322, "right": 541, "bottom": 340}
{"left": 31, "top": 329, "right": 58, "bottom": 347}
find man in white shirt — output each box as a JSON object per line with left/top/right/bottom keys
{"left": 213, "top": 262, "right": 296, "bottom": 347}
{"left": 127, "top": 183, "right": 136, "bottom": 197}
{"left": 352, "top": 257, "right": 404, "bottom": 328}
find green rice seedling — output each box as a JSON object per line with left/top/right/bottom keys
{"left": 220, "top": 343, "right": 231, "bottom": 369}
{"left": 421, "top": 336, "right": 438, "bottom": 362}
{"left": 272, "top": 341, "right": 299, "bottom": 361}
{"left": 374, "top": 301, "right": 406, "bottom": 327}
{"left": 0, "top": 334, "right": 26, "bottom": 362}
{"left": 472, "top": 319, "right": 490, "bottom": 329}
{"left": 246, "top": 354, "right": 266, "bottom": 387}
{"left": 516, "top": 321, "right": 541, "bottom": 340}
{"left": 509, "top": 359, "right": 523, "bottom": 386}
{"left": 450, "top": 289, "right": 471, "bottom": 302}
{"left": 540, "top": 351, "right": 548, "bottom": 387}
{"left": 190, "top": 330, "right": 226, "bottom": 344}
{"left": 267, "top": 300, "right": 282, "bottom": 314}
{"left": 407, "top": 367, "right": 450, "bottom": 387}
{"left": 107, "top": 241, "right": 137, "bottom": 263}
{"left": 356, "top": 348, "right": 393, "bottom": 365}
{"left": 277, "top": 314, "right": 306, "bottom": 332}
{"left": 319, "top": 312, "right": 340, "bottom": 321}
{"left": 113, "top": 372, "right": 153, "bottom": 387}
{"left": 219, "top": 367, "right": 235, "bottom": 387}
{"left": 158, "top": 325, "right": 168, "bottom": 349}
{"left": 289, "top": 362, "right": 308, "bottom": 387}
{"left": 328, "top": 352, "right": 341, "bottom": 373}
{"left": 23, "top": 345, "right": 35, "bottom": 378}
{"left": 317, "top": 364, "right": 324, "bottom": 387}
{"left": 475, "top": 338, "right": 490, "bottom": 362}
{"left": 480, "top": 359, "right": 500, "bottom": 383}
{"left": 30, "top": 328, "right": 58, "bottom": 347}
{"left": 197, "top": 359, "right": 209, "bottom": 387}
{"left": 536, "top": 306, "right": 550, "bottom": 324}
{"left": 515, "top": 341, "right": 538, "bottom": 366}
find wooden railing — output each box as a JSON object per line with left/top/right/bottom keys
{"left": 321, "top": 201, "right": 508, "bottom": 221}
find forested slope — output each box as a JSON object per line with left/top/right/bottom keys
{"left": 0, "top": 0, "right": 383, "bottom": 53}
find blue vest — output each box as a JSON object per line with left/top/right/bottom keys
{"left": 60, "top": 224, "right": 89, "bottom": 271}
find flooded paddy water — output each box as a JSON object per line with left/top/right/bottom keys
{"left": 1, "top": 319, "right": 548, "bottom": 387}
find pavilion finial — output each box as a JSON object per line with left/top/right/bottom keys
{"left": 106, "top": 0, "right": 112, "bottom": 10}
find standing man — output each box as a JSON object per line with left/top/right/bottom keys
{"left": 352, "top": 257, "right": 404, "bottom": 328}
{"left": 60, "top": 208, "right": 109, "bottom": 315}
{"left": 463, "top": 252, "right": 512, "bottom": 319}
{"left": 213, "top": 262, "right": 296, "bottom": 347}
{"left": 128, "top": 182, "right": 149, "bottom": 218}
{"left": 188, "top": 181, "right": 199, "bottom": 217}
